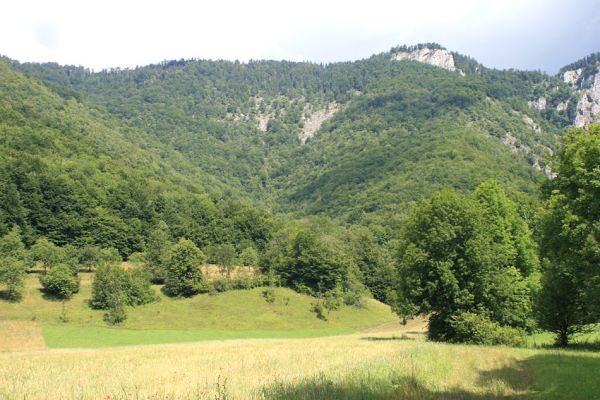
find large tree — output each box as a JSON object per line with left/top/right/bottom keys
{"left": 393, "top": 183, "right": 538, "bottom": 342}
{"left": 538, "top": 123, "right": 600, "bottom": 346}
{"left": 163, "top": 239, "right": 207, "bottom": 297}
{"left": 0, "top": 226, "right": 28, "bottom": 301}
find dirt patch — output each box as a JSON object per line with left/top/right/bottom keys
{"left": 0, "top": 320, "right": 47, "bottom": 352}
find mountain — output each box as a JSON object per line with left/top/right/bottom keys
{"left": 3, "top": 44, "right": 598, "bottom": 229}
{"left": 0, "top": 59, "right": 274, "bottom": 256}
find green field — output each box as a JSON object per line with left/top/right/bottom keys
{"left": 0, "top": 273, "right": 397, "bottom": 348}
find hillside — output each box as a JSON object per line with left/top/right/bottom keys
{"left": 0, "top": 272, "right": 396, "bottom": 349}
{"left": 6, "top": 44, "right": 582, "bottom": 226}
{"left": 0, "top": 59, "right": 273, "bottom": 256}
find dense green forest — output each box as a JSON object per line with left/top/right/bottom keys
{"left": 1, "top": 45, "right": 599, "bottom": 346}
{"left": 5, "top": 46, "right": 569, "bottom": 226}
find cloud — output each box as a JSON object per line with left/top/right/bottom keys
{"left": 34, "top": 19, "right": 60, "bottom": 50}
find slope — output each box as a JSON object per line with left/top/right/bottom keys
{"left": 0, "top": 60, "right": 273, "bottom": 256}
{"left": 5, "top": 45, "right": 567, "bottom": 225}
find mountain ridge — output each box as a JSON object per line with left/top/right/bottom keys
{"left": 2, "top": 44, "right": 599, "bottom": 227}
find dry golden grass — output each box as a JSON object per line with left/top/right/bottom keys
{"left": 201, "top": 264, "right": 255, "bottom": 280}
{"left": 0, "top": 322, "right": 532, "bottom": 400}
{"left": 0, "top": 320, "right": 46, "bottom": 352}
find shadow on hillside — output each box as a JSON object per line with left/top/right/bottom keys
{"left": 260, "top": 352, "right": 600, "bottom": 400}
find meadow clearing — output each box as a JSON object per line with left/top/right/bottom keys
{"left": 1, "top": 273, "right": 599, "bottom": 399}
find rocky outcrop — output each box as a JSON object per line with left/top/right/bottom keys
{"left": 574, "top": 72, "right": 600, "bottom": 128}
{"left": 391, "top": 48, "right": 457, "bottom": 72}
{"left": 528, "top": 97, "right": 547, "bottom": 111}
{"left": 563, "top": 68, "right": 582, "bottom": 87}
{"left": 556, "top": 101, "right": 568, "bottom": 112}
{"left": 299, "top": 104, "right": 338, "bottom": 144}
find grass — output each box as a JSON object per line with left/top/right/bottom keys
{"left": 42, "top": 325, "right": 355, "bottom": 348}
{"left": 0, "top": 273, "right": 397, "bottom": 349}
{"left": 2, "top": 274, "right": 600, "bottom": 399}
{"left": 1, "top": 326, "right": 599, "bottom": 399}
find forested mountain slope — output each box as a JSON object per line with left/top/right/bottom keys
{"left": 6, "top": 44, "right": 593, "bottom": 225}
{"left": 0, "top": 60, "right": 273, "bottom": 256}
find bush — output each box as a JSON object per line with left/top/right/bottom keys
{"left": 40, "top": 264, "right": 80, "bottom": 299}
{"left": 449, "top": 312, "right": 526, "bottom": 347}
{"left": 310, "top": 301, "right": 327, "bottom": 321}
{"left": 262, "top": 288, "right": 276, "bottom": 303}
{"left": 210, "top": 275, "right": 266, "bottom": 294}
{"left": 91, "top": 264, "right": 156, "bottom": 309}
{"left": 103, "top": 292, "right": 127, "bottom": 325}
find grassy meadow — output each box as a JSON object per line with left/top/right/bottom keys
{"left": 2, "top": 272, "right": 600, "bottom": 399}
{"left": 1, "top": 326, "right": 599, "bottom": 399}
{"left": 0, "top": 272, "right": 396, "bottom": 348}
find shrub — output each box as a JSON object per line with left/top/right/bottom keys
{"left": 210, "top": 275, "right": 266, "bottom": 294}
{"left": 262, "top": 288, "right": 276, "bottom": 303}
{"left": 103, "top": 291, "right": 127, "bottom": 325}
{"left": 40, "top": 263, "right": 80, "bottom": 299}
{"left": 310, "top": 301, "right": 327, "bottom": 321}
{"left": 91, "top": 264, "right": 156, "bottom": 309}
{"left": 449, "top": 312, "right": 526, "bottom": 347}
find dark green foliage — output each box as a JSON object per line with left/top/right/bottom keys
{"left": 30, "top": 237, "right": 65, "bottom": 272}
{"left": 537, "top": 124, "right": 600, "bottom": 346}
{"left": 206, "top": 243, "right": 237, "bottom": 276}
{"left": 91, "top": 263, "right": 156, "bottom": 309}
{"left": 143, "top": 224, "right": 172, "bottom": 283}
{"left": 310, "top": 301, "right": 327, "bottom": 321}
{"left": 449, "top": 312, "right": 526, "bottom": 347}
{"left": 5, "top": 51, "right": 562, "bottom": 229}
{"left": 345, "top": 227, "right": 394, "bottom": 303}
{"left": 261, "top": 288, "right": 276, "bottom": 303}
{"left": 264, "top": 228, "right": 348, "bottom": 296}
{"left": 211, "top": 275, "right": 266, "bottom": 293}
{"left": 39, "top": 263, "right": 80, "bottom": 299}
{"left": 163, "top": 239, "right": 207, "bottom": 297}
{"left": 0, "top": 59, "right": 274, "bottom": 261}
{"left": 393, "top": 183, "right": 538, "bottom": 342}
{"left": 536, "top": 262, "right": 588, "bottom": 347}
{"left": 103, "top": 292, "right": 127, "bottom": 325}
{"left": 239, "top": 246, "right": 259, "bottom": 267}
{"left": 0, "top": 226, "right": 28, "bottom": 301}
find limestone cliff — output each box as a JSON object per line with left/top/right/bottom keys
{"left": 391, "top": 48, "right": 457, "bottom": 72}
{"left": 561, "top": 67, "right": 600, "bottom": 127}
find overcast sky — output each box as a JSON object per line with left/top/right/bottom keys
{"left": 1, "top": 0, "right": 599, "bottom": 74}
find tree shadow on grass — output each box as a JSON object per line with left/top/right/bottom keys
{"left": 38, "top": 287, "right": 65, "bottom": 302}
{"left": 0, "top": 289, "right": 22, "bottom": 302}
{"left": 260, "top": 353, "right": 600, "bottom": 400}
{"left": 360, "top": 335, "right": 415, "bottom": 342}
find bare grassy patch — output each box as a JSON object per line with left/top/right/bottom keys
{"left": 0, "top": 320, "right": 46, "bottom": 352}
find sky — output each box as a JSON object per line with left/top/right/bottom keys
{"left": 1, "top": 0, "right": 599, "bottom": 74}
